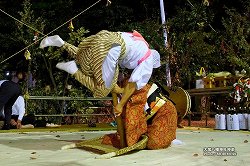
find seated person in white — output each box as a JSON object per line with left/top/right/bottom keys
{"left": 0, "top": 96, "right": 35, "bottom": 129}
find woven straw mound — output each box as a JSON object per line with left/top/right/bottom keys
{"left": 71, "top": 135, "right": 148, "bottom": 158}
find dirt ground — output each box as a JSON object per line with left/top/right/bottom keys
{"left": 0, "top": 125, "right": 249, "bottom": 166}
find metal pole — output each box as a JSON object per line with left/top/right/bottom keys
{"left": 160, "top": 0, "right": 167, "bottom": 47}
{"left": 160, "top": 0, "right": 171, "bottom": 87}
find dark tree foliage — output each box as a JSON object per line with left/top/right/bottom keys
{"left": 167, "top": 0, "right": 249, "bottom": 88}
{"left": 0, "top": 0, "right": 249, "bottom": 90}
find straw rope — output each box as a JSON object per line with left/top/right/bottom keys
{"left": 0, "top": 0, "right": 102, "bottom": 64}
{"left": 95, "top": 135, "right": 148, "bottom": 159}
{"left": 0, "top": 8, "right": 45, "bottom": 36}
{"left": 61, "top": 134, "right": 149, "bottom": 159}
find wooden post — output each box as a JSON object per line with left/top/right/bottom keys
{"left": 188, "top": 113, "right": 191, "bottom": 126}
{"left": 112, "top": 93, "right": 126, "bottom": 148}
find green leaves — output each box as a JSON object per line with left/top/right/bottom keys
{"left": 67, "top": 27, "right": 89, "bottom": 45}
{"left": 221, "top": 7, "right": 250, "bottom": 73}
{"left": 165, "top": 0, "right": 249, "bottom": 87}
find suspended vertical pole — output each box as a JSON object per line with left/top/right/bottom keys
{"left": 160, "top": 0, "right": 171, "bottom": 87}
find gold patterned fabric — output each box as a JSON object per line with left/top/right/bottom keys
{"left": 64, "top": 30, "right": 126, "bottom": 97}
{"left": 61, "top": 83, "right": 177, "bottom": 158}
{"left": 102, "top": 84, "right": 177, "bottom": 149}
{"left": 74, "top": 70, "right": 112, "bottom": 98}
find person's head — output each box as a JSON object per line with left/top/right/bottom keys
{"left": 117, "top": 70, "right": 132, "bottom": 88}
{"left": 17, "top": 72, "right": 24, "bottom": 80}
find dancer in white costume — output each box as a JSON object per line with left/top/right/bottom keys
{"left": 40, "top": 30, "right": 160, "bottom": 116}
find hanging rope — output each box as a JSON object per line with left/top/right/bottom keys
{"left": 186, "top": 0, "right": 216, "bottom": 32}
{"left": 44, "top": 0, "right": 102, "bottom": 37}
{"left": 0, "top": 0, "right": 103, "bottom": 64}
{"left": 0, "top": 8, "right": 45, "bottom": 36}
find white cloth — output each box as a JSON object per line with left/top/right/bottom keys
{"left": 0, "top": 80, "right": 7, "bottom": 86}
{"left": 102, "top": 32, "right": 161, "bottom": 89}
{"left": 39, "top": 35, "right": 65, "bottom": 48}
{"left": 171, "top": 139, "right": 185, "bottom": 146}
{"left": 102, "top": 46, "right": 121, "bottom": 88}
{"left": 12, "top": 96, "right": 25, "bottom": 121}
{"left": 1, "top": 96, "right": 25, "bottom": 121}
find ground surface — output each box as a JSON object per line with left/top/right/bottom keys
{"left": 0, "top": 124, "right": 249, "bottom": 166}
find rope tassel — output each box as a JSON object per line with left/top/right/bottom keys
{"left": 24, "top": 49, "right": 31, "bottom": 60}
{"left": 106, "top": 0, "right": 111, "bottom": 6}
{"left": 68, "top": 20, "right": 74, "bottom": 31}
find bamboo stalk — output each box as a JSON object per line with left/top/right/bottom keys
{"left": 112, "top": 93, "right": 126, "bottom": 148}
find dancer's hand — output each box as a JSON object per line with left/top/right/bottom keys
{"left": 40, "top": 35, "right": 65, "bottom": 48}
{"left": 16, "top": 120, "right": 22, "bottom": 129}
{"left": 114, "top": 82, "right": 136, "bottom": 117}
{"left": 112, "top": 84, "right": 124, "bottom": 94}
{"left": 114, "top": 103, "right": 123, "bottom": 117}
{"left": 10, "top": 119, "right": 17, "bottom": 126}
